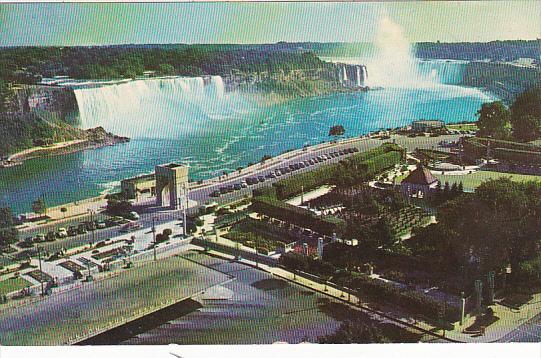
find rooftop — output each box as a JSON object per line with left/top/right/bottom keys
{"left": 402, "top": 165, "right": 439, "bottom": 185}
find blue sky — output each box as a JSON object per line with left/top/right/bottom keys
{"left": 0, "top": 2, "right": 539, "bottom": 46}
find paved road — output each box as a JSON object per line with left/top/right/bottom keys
{"left": 496, "top": 310, "right": 541, "bottom": 342}
{"left": 14, "top": 134, "right": 461, "bottom": 258}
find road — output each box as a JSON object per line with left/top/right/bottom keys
{"left": 15, "top": 134, "right": 462, "bottom": 258}
{"left": 496, "top": 310, "right": 541, "bottom": 342}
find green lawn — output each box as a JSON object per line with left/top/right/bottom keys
{"left": 434, "top": 171, "right": 541, "bottom": 191}
{"left": 0, "top": 276, "right": 32, "bottom": 296}
{"left": 396, "top": 170, "right": 541, "bottom": 191}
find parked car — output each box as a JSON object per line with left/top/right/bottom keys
{"left": 125, "top": 211, "right": 140, "bottom": 221}
{"left": 308, "top": 159, "right": 315, "bottom": 165}
{"left": 210, "top": 190, "right": 221, "bottom": 197}
{"left": 233, "top": 184, "right": 242, "bottom": 191}
{"left": 45, "top": 231, "right": 56, "bottom": 241}
{"left": 119, "top": 222, "right": 142, "bottom": 233}
{"left": 96, "top": 221, "right": 106, "bottom": 229}
{"left": 56, "top": 227, "right": 68, "bottom": 238}
{"left": 67, "top": 226, "right": 78, "bottom": 237}
{"left": 77, "top": 223, "right": 88, "bottom": 235}
{"left": 33, "top": 234, "right": 45, "bottom": 243}
{"left": 258, "top": 176, "right": 265, "bottom": 182}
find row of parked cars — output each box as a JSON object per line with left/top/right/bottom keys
{"left": 18, "top": 214, "right": 138, "bottom": 248}
{"left": 209, "top": 146, "right": 360, "bottom": 198}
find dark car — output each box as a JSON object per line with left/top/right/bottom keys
{"left": 293, "top": 163, "right": 301, "bottom": 170}
{"left": 67, "top": 226, "right": 78, "bottom": 237}
{"left": 45, "top": 231, "right": 56, "bottom": 242}
{"left": 77, "top": 224, "right": 88, "bottom": 235}
{"left": 289, "top": 164, "right": 295, "bottom": 170}
{"left": 233, "top": 184, "right": 242, "bottom": 190}
{"left": 219, "top": 187, "right": 229, "bottom": 194}
{"left": 298, "top": 163, "right": 305, "bottom": 169}
{"left": 308, "top": 159, "right": 315, "bottom": 165}
{"left": 210, "top": 190, "right": 221, "bottom": 197}
{"left": 258, "top": 176, "right": 265, "bottom": 182}
{"left": 353, "top": 147, "right": 359, "bottom": 152}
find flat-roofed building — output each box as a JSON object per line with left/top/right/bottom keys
{"left": 120, "top": 163, "right": 189, "bottom": 208}
{"left": 412, "top": 119, "right": 445, "bottom": 132}
{"left": 120, "top": 173, "right": 156, "bottom": 201}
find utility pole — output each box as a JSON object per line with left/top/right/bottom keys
{"left": 152, "top": 217, "right": 157, "bottom": 261}
{"left": 37, "top": 247, "right": 44, "bottom": 296}
{"left": 88, "top": 209, "right": 96, "bottom": 246}
{"left": 183, "top": 184, "right": 188, "bottom": 237}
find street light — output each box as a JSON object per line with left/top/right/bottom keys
{"left": 87, "top": 209, "right": 96, "bottom": 246}
{"left": 152, "top": 216, "right": 157, "bottom": 262}
{"left": 37, "top": 247, "right": 44, "bottom": 296}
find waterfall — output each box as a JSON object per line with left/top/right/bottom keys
{"left": 356, "top": 66, "right": 361, "bottom": 87}
{"left": 72, "top": 76, "right": 253, "bottom": 138}
{"left": 361, "top": 66, "right": 368, "bottom": 86}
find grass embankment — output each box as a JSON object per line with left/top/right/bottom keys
{"left": 0, "top": 276, "right": 32, "bottom": 296}
{"left": 396, "top": 170, "right": 541, "bottom": 192}
{"left": 433, "top": 171, "right": 541, "bottom": 191}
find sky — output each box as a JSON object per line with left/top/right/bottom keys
{"left": 0, "top": 1, "right": 539, "bottom": 46}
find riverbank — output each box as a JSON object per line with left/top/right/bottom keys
{"left": 1, "top": 127, "right": 129, "bottom": 168}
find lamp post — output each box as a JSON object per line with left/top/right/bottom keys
{"left": 87, "top": 209, "right": 96, "bottom": 246}
{"left": 37, "top": 247, "right": 44, "bottom": 296}
{"left": 152, "top": 217, "right": 157, "bottom": 262}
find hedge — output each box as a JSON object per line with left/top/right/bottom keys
{"left": 250, "top": 195, "right": 346, "bottom": 236}
{"left": 350, "top": 273, "right": 461, "bottom": 322}
{"left": 464, "top": 137, "right": 541, "bottom": 163}
{"left": 279, "top": 252, "right": 461, "bottom": 323}
{"left": 274, "top": 144, "right": 405, "bottom": 200}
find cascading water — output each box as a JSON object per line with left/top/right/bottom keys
{"left": 361, "top": 66, "right": 368, "bottom": 86}
{"left": 356, "top": 66, "right": 362, "bottom": 87}
{"left": 73, "top": 76, "right": 254, "bottom": 138}
{"left": 364, "top": 15, "right": 466, "bottom": 88}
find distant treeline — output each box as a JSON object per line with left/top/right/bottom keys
{"left": 0, "top": 45, "right": 332, "bottom": 84}
{"left": 415, "top": 40, "right": 540, "bottom": 63}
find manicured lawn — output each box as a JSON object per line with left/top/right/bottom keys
{"left": 0, "top": 276, "right": 32, "bottom": 296}
{"left": 433, "top": 171, "right": 541, "bottom": 191}
{"left": 396, "top": 170, "right": 541, "bottom": 191}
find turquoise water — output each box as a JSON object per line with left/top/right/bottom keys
{"left": 0, "top": 85, "right": 492, "bottom": 213}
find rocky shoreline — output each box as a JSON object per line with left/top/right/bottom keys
{"left": 1, "top": 126, "right": 129, "bottom": 168}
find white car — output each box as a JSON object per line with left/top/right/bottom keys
{"left": 56, "top": 227, "right": 68, "bottom": 238}
{"left": 129, "top": 211, "right": 140, "bottom": 220}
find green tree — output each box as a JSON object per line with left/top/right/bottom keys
{"left": 329, "top": 125, "right": 346, "bottom": 136}
{"left": 32, "top": 197, "right": 47, "bottom": 217}
{"left": 0, "top": 206, "right": 18, "bottom": 246}
{"left": 512, "top": 114, "right": 541, "bottom": 142}
{"left": 318, "top": 319, "right": 391, "bottom": 343}
{"left": 106, "top": 199, "right": 133, "bottom": 217}
{"left": 510, "top": 87, "right": 541, "bottom": 141}
{"left": 476, "top": 101, "right": 512, "bottom": 139}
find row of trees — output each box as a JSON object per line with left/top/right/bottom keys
{"left": 411, "top": 178, "right": 541, "bottom": 287}
{"left": 0, "top": 206, "right": 18, "bottom": 247}
{"left": 477, "top": 87, "right": 541, "bottom": 141}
